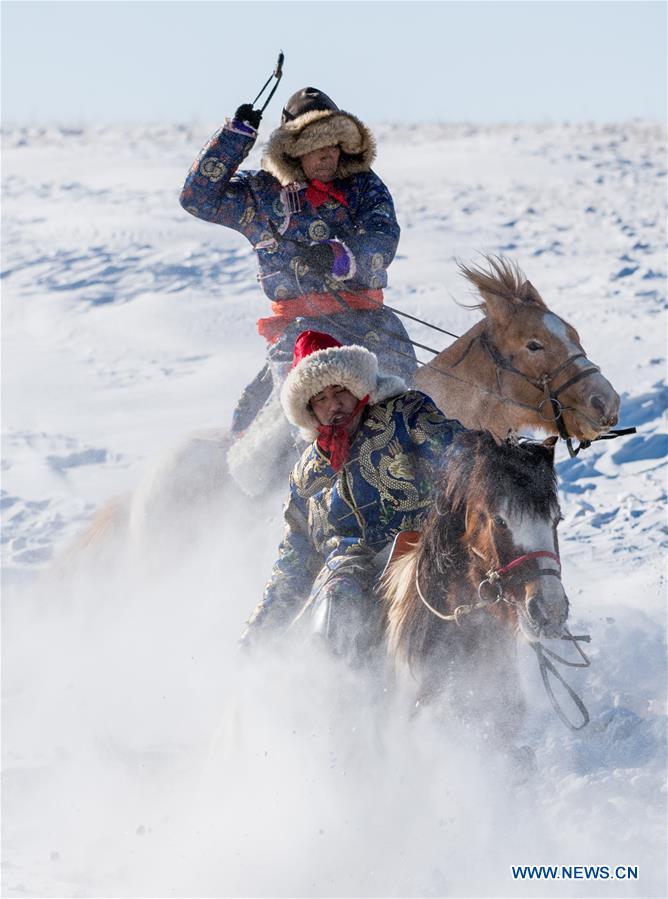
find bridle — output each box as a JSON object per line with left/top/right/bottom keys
{"left": 414, "top": 545, "right": 591, "bottom": 730}
{"left": 257, "top": 236, "right": 636, "bottom": 455}
{"left": 479, "top": 331, "right": 603, "bottom": 457}
{"left": 477, "top": 549, "right": 561, "bottom": 602}
{"left": 414, "top": 548, "right": 561, "bottom": 624}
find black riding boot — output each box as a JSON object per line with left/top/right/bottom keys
{"left": 310, "top": 573, "right": 383, "bottom": 666}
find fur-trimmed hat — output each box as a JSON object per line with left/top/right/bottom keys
{"left": 280, "top": 331, "right": 406, "bottom": 440}
{"left": 262, "top": 87, "right": 376, "bottom": 186}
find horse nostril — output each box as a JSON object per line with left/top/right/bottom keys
{"left": 527, "top": 596, "right": 545, "bottom": 625}
{"left": 590, "top": 395, "right": 607, "bottom": 417}
{"left": 590, "top": 395, "right": 619, "bottom": 427}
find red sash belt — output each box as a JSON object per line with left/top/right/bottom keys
{"left": 256, "top": 289, "right": 384, "bottom": 344}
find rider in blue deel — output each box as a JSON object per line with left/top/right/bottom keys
{"left": 180, "top": 87, "right": 416, "bottom": 435}
{"left": 240, "top": 331, "right": 463, "bottom": 660}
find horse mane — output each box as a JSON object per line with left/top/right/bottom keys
{"left": 382, "top": 430, "right": 558, "bottom": 668}
{"left": 458, "top": 255, "right": 547, "bottom": 309}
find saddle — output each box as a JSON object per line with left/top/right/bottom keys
{"left": 378, "top": 530, "right": 421, "bottom": 577}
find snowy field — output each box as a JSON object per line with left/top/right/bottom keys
{"left": 2, "top": 120, "right": 667, "bottom": 897}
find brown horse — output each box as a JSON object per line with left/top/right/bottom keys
{"left": 413, "top": 257, "right": 620, "bottom": 446}
{"left": 64, "top": 257, "right": 620, "bottom": 570}
{"left": 380, "top": 429, "right": 569, "bottom": 744}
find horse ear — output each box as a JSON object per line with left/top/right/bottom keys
{"left": 521, "top": 280, "right": 547, "bottom": 308}
{"left": 479, "top": 291, "right": 510, "bottom": 324}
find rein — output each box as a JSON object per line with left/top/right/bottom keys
{"left": 414, "top": 550, "right": 560, "bottom": 622}
{"left": 268, "top": 226, "right": 635, "bottom": 454}
{"left": 414, "top": 547, "right": 591, "bottom": 730}
{"left": 319, "top": 286, "right": 635, "bottom": 457}
{"left": 530, "top": 631, "right": 591, "bottom": 730}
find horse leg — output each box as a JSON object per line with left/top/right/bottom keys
{"left": 482, "top": 640, "right": 538, "bottom": 782}
{"left": 231, "top": 363, "right": 273, "bottom": 436}
{"left": 469, "top": 633, "right": 528, "bottom": 744}
{"left": 127, "top": 427, "right": 246, "bottom": 568}
{"left": 54, "top": 493, "right": 131, "bottom": 577}
{"left": 412, "top": 634, "right": 530, "bottom": 748}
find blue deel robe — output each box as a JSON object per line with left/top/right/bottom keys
{"left": 245, "top": 391, "right": 464, "bottom": 638}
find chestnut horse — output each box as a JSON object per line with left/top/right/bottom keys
{"left": 414, "top": 257, "right": 619, "bottom": 447}
{"left": 380, "top": 430, "right": 571, "bottom": 744}
{"left": 64, "top": 257, "right": 620, "bottom": 569}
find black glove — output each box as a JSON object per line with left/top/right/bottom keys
{"left": 300, "top": 242, "right": 334, "bottom": 275}
{"left": 234, "top": 103, "right": 262, "bottom": 129}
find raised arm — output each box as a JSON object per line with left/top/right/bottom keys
{"left": 179, "top": 116, "right": 262, "bottom": 233}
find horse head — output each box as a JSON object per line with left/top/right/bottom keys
{"left": 382, "top": 430, "right": 581, "bottom": 736}
{"left": 462, "top": 434, "right": 568, "bottom": 640}
{"left": 461, "top": 257, "right": 620, "bottom": 442}
{"left": 382, "top": 430, "right": 571, "bottom": 668}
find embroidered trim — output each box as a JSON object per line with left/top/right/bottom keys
{"left": 330, "top": 240, "right": 356, "bottom": 282}
{"left": 274, "top": 183, "right": 305, "bottom": 235}
{"left": 225, "top": 118, "right": 258, "bottom": 137}
{"left": 254, "top": 238, "right": 279, "bottom": 251}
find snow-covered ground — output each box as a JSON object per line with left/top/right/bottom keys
{"left": 2, "top": 121, "right": 666, "bottom": 897}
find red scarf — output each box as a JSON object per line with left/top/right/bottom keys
{"left": 305, "top": 179, "right": 349, "bottom": 209}
{"left": 316, "top": 395, "right": 369, "bottom": 472}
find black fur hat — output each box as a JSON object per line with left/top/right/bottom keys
{"left": 281, "top": 87, "right": 339, "bottom": 124}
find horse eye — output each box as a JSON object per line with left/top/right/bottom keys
{"left": 493, "top": 514, "right": 508, "bottom": 529}
{"left": 526, "top": 340, "right": 544, "bottom": 352}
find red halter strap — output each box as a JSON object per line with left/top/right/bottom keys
{"left": 494, "top": 550, "right": 561, "bottom": 579}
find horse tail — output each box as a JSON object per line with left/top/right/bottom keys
{"left": 55, "top": 494, "right": 130, "bottom": 575}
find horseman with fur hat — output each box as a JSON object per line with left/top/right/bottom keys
{"left": 241, "top": 331, "right": 463, "bottom": 658}
{"left": 180, "top": 86, "right": 415, "bottom": 437}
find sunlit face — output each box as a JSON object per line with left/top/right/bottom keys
{"left": 309, "top": 384, "right": 361, "bottom": 432}
{"left": 299, "top": 145, "right": 341, "bottom": 182}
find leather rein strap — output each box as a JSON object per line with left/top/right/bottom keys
{"left": 489, "top": 549, "right": 560, "bottom": 581}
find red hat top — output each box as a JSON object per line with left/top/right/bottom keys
{"left": 291, "top": 330, "right": 342, "bottom": 368}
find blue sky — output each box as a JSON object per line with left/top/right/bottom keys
{"left": 2, "top": 1, "right": 666, "bottom": 124}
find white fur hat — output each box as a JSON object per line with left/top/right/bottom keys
{"left": 280, "top": 331, "right": 406, "bottom": 440}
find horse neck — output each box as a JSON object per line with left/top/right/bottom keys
{"left": 385, "top": 539, "right": 474, "bottom": 667}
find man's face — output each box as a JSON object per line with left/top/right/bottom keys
{"left": 299, "top": 145, "right": 341, "bottom": 182}
{"left": 309, "top": 385, "right": 361, "bottom": 433}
